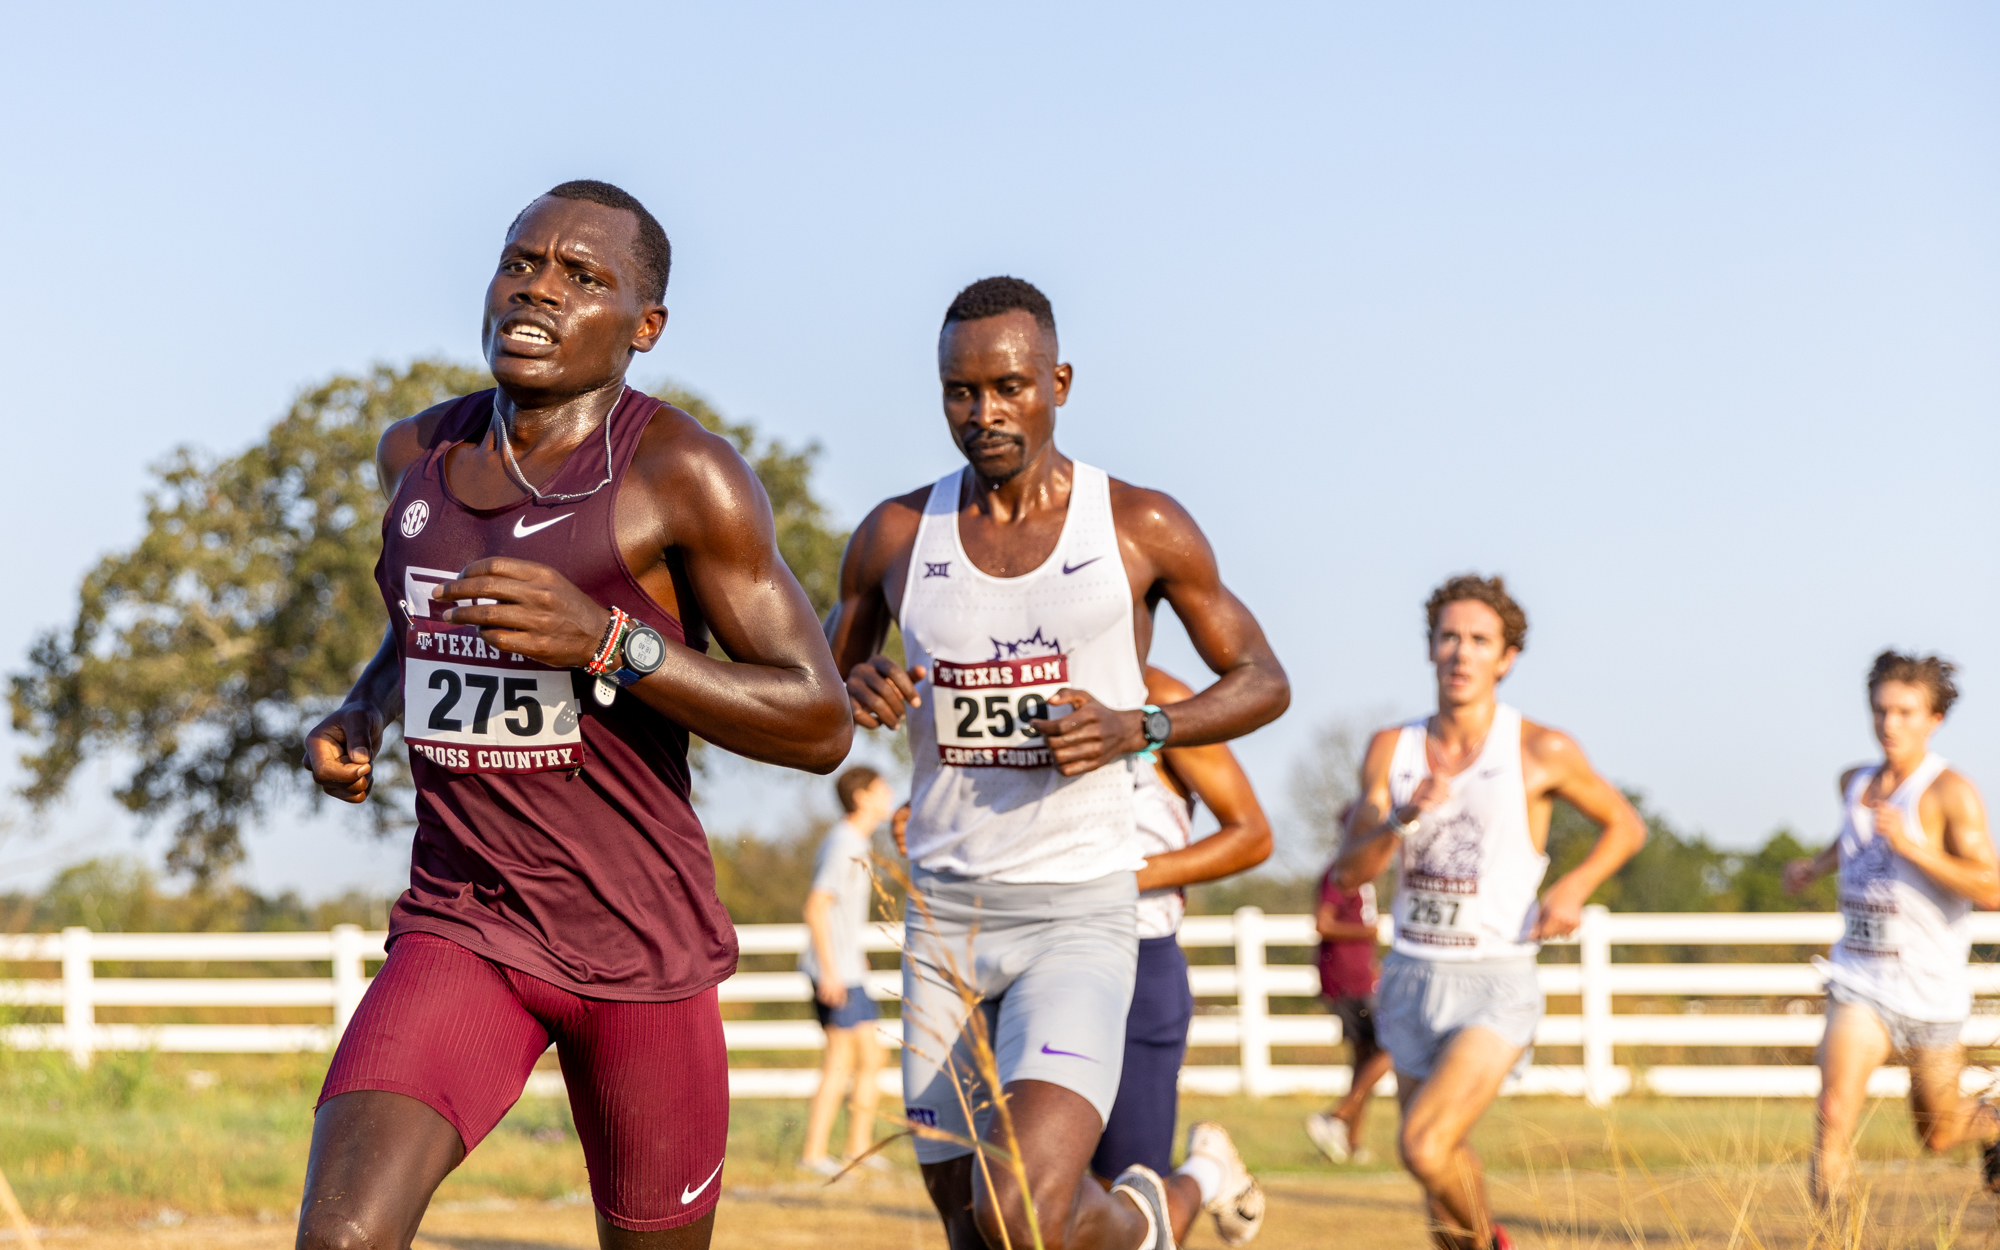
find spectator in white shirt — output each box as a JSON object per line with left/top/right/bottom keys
{"left": 799, "top": 766, "right": 896, "bottom": 1176}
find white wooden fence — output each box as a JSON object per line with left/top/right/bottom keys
{"left": 7, "top": 907, "right": 2000, "bottom": 1106}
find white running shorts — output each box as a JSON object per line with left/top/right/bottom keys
{"left": 899, "top": 867, "right": 1139, "bottom": 1164}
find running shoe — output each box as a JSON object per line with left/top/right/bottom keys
{"left": 799, "top": 1156, "right": 844, "bottom": 1179}
{"left": 1111, "top": 1163, "right": 1177, "bottom": 1250}
{"left": 1184, "top": 1121, "right": 1266, "bottom": 1246}
{"left": 1490, "top": 1223, "right": 1515, "bottom": 1250}
{"left": 1304, "top": 1112, "right": 1351, "bottom": 1164}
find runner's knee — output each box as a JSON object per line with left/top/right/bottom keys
{"left": 296, "top": 1209, "right": 400, "bottom": 1250}
{"left": 1398, "top": 1121, "right": 1456, "bottom": 1182}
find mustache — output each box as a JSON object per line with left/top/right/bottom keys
{"left": 960, "top": 428, "right": 1024, "bottom": 454}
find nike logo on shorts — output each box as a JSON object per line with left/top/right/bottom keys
{"left": 1060, "top": 557, "right": 1102, "bottom": 575}
{"left": 681, "top": 1157, "right": 724, "bottom": 1204}
{"left": 513, "top": 513, "right": 575, "bottom": 539}
{"left": 1040, "top": 1043, "right": 1097, "bottom": 1061}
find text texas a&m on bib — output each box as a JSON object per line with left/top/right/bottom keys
{"left": 932, "top": 654, "right": 1072, "bottom": 768}
{"left": 403, "top": 624, "right": 586, "bottom": 774}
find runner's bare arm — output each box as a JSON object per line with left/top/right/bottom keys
{"left": 1133, "top": 672, "right": 1273, "bottom": 892}
{"left": 824, "top": 492, "right": 929, "bottom": 729}
{"left": 1334, "top": 729, "right": 1414, "bottom": 889}
{"left": 1035, "top": 486, "right": 1289, "bottom": 774}
{"left": 437, "top": 424, "right": 852, "bottom": 772}
{"left": 1784, "top": 770, "right": 1855, "bottom": 893}
{"left": 301, "top": 405, "right": 459, "bottom": 801}
{"left": 1529, "top": 728, "right": 1646, "bottom": 940}
{"left": 1874, "top": 771, "right": 2000, "bottom": 908}
{"left": 801, "top": 890, "right": 848, "bottom": 1008}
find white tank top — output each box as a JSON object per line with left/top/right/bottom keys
{"left": 1387, "top": 704, "right": 1548, "bottom": 962}
{"left": 898, "top": 462, "right": 1147, "bottom": 883}
{"left": 1134, "top": 763, "right": 1195, "bottom": 939}
{"left": 1817, "top": 754, "right": 1972, "bottom": 1023}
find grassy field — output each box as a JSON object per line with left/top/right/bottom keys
{"left": 4, "top": 1049, "right": 1998, "bottom": 1246}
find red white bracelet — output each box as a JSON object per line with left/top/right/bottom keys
{"left": 586, "top": 607, "right": 634, "bottom": 676}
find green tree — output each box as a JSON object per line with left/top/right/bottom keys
{"left": 10, "top": 364, "right": 849, "bottom": 882}
{"left": 1722, "top": 828, "right": 1836, "bottom": 913}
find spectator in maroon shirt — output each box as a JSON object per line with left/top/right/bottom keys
{"left": 1307, "top": 836, "right": 1392, "bottom": 1164}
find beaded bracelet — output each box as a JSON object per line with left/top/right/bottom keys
{"left": 585, "top": 607, "right": 635, "bottom": 676}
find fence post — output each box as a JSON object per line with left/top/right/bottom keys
{"left": 61, "top": 926, "right": 93, "bottom": 1069}
{"left": 1233, "top": 906, "right": 1271, "bottom": 1097}
{"left": 330, "top": 924, "right": 365, "bottom": 1041}
{"left": 1580, "top": 904, "right": 1613, "bottom": 1107}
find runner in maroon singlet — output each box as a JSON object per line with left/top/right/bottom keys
{"left": 299, "top": 180, "right": 850, "bottom": 1250}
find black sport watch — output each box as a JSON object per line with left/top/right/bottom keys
{"left": 613, "top": 623, "right": 667, "bottom": 687}
{"left": 1140, "top": 704, "right": 1172, "bottom": 752}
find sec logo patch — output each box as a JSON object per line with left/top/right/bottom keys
{"left": 400, "top": 500, "right": 430, "bottom": 538}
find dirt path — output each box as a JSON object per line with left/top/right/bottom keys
{"left": 7, "top": 1165, "right": 1996, "bottom": 1249}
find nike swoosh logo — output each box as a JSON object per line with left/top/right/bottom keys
{"left": 681, "top": 1157, "right": 724, "bottom": 1204}
{"left": 1040, "top": 1043, "right": 1097, "bottom": 1062}
{"left": 1061, "top": 557, "right": 1102, "bottom": 575}
{"left": 513, "top": 513, "right": 575, "bottom": 539}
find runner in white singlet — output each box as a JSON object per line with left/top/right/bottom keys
{"left": 826, "top": 278, "right": 1289, "bottom": 1250}
{"left": 1334, "top": 575, "right": 1646, "bottom": 1250}
{"left": 1783, "top": 651, "right": 2000, "bottom": 1206}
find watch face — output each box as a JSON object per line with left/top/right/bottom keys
{"left": 1144, "top": 709, "right": 1171, "bottom": 744}
{"left": 625, "top": 628, "right": 664, "bottom": 671}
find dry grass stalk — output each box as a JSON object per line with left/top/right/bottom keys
{"left": 857, "top": 853, "right": 1047, "bottom": 1250}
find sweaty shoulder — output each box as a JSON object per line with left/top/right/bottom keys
{"left": 1928, "top": 768, "right": 1985, "bottom": 822}
{"left": 1361, "top": 725, "right": 1403, "bottom": 783}
{"left": 626, "top": 402, "right": 758, "bottom": 500}
{"left": 1521, "top": 718, "right": 1590, "bottom": 774}
{"left": 845, "top": 485, "right": 932, "bottom": 574}
{"left": 1107, "top": 478, "right": 1205, "bottom": 553}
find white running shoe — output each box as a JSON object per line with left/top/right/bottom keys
{"left": 799, "top": 1156, "right": 844, "bottom": 1179}
{"left": 1304, "top": 1112, "right": 1351, "bottom": 1164}
{"left": 1184, "top": 1121, "right": 1266, "bottom": 1246}
{"left": 1111, "top": 1163, "right": 1177, "bottom": 1250}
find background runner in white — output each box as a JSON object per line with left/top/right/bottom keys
{"left": 1385, "top": 705, "right": 1548, "bottom": 962}
{"left": 1816, "top": 753, "right": 1971, "bottom": 1023}
{"left": 1785, "top": 652, "right": 2000, "bottom": 1207}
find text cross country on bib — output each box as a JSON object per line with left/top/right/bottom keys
{"left": 403, "top": 625, "right": 585, "bottom": 774}
{"left": 932, "top": 655, "right": 1072, "bottom": 768}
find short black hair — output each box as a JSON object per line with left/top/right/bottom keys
{"left": 510, "top": 180, "right": 671, "bottom": 302}
{"left": 942, "top": 276, "right": 1056, "bottom": 342}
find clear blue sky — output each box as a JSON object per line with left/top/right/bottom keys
{"left": 4, "top": 3, "right": 1996, "bottom": 897}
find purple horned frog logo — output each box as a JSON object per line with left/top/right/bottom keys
{"left": 1850, "top": 818, "right": 1900, "bottom": 900}
{"left": 1407, "top": 810, "right": 1485, "bottom": 882}
{"left": 989, "top": 628, "right": 1062, "bottom": 660}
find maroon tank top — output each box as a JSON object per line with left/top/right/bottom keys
{"left": 375, "top": 387, "right": 736, "bottom": 1001}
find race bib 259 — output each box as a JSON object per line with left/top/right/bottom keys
{"left": 403, "top": 626, "right": 584, "bottom": 774}
{"left": 932, "top": 655, "right": 1071, "bottom": 769}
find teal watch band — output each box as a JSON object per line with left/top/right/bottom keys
{"left": 1136, "top": 703, "right": 1164, "bottom": 763}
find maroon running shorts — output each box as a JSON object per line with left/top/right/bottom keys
{"left": 318, "top": 933, "right": 729, "bottom": 1231}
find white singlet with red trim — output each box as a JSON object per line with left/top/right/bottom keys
{"left": 1387, "top": 704, "right": 1548, "bottom": 962}
{"left": 1815, "top": 754, "right": 1973, "bottom": 1024}
{"left": 898, "top": 463, "right": 1147, "bottom": 884}
{"left": 1133, "top": 763, "right": 1195, "bottom": 939}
